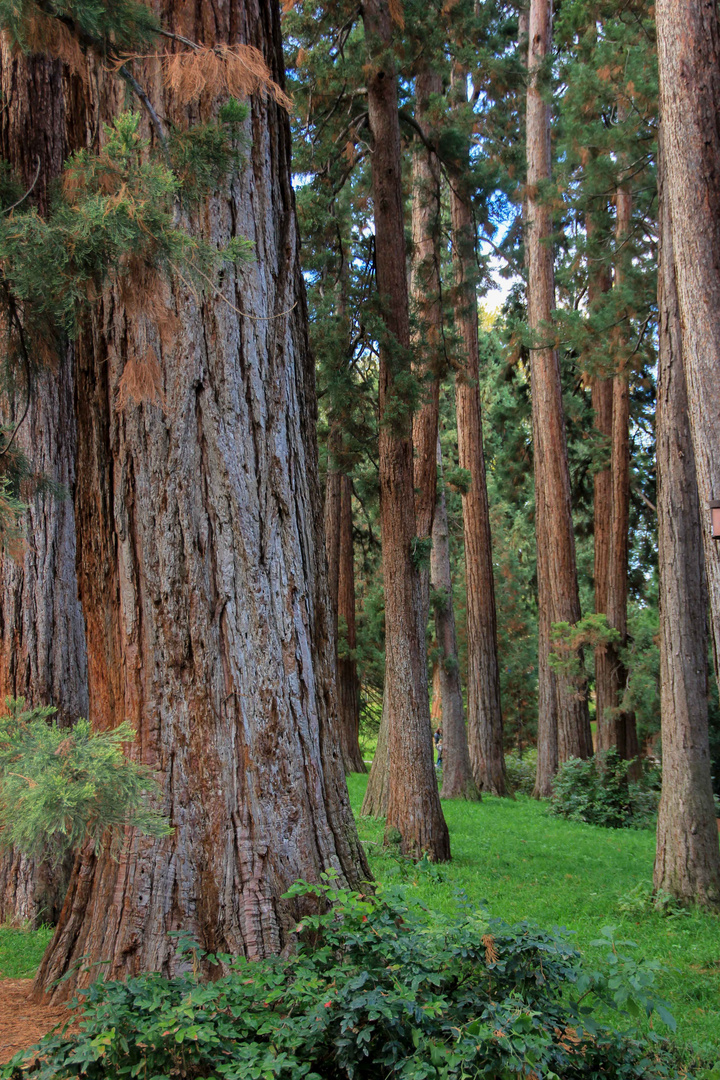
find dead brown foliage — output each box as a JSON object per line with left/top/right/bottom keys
{"left": 13, "top": 15, "right": 86, "bottom": 79}
{"left": 163, "top": 44, "right": 292, "bottom": 110}
{"left": 389, "top": 0, "right": 405, "bottom": 28}
{"left": 117, "top": 350, "right": 165, "bottom": 410}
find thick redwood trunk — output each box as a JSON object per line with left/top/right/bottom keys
{"left": 653, "top": 135, "right": 720, "bottom": 908}
{"left": 363, "top": 0, "right": 449, "bottom": 861}
{"left": 337, "top": 474, "right": 364, "bottom": 772}
{"left": 432, "top": 439, "right": 478, "bottom": 800}
{"left": 526, "top": 0, "right": 591, "bottom": 784}
{"left": 0, "top": 44, "right": 88, "bottom": 926}
{"left": 655, "top": 0, "right": 720, "bottom": 676}
{"left": 34, "top": 0, "right": 368, "bottom": 1001}
{"left": 449, "top": 79, "right": 505, "bottom": 797}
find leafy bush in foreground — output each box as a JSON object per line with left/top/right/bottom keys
{"left": 4, "top": 878, "right": 684, "bottom": 1080}
{"left": 550, "top": 750, "right": 659, "bottom": 829}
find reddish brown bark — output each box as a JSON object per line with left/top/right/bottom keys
{"left": 449, "top": 73, "right": 505, "bottom": 797}
{"left": 655, "top": 0, "right": 720, "bottom": 679}
{"left": 596, "top": 176, "right": 638, "bottom": 763}
{"left": 33, "top": 0, "right": 369, "bottom": 1001}
{"left": 0, "top": 44, "right": 88, "bottom": 927}
{"left": 337, "top": 474, "right": 364, "bottom": 772}
{"left": 411, "top": 67, "right": 442, "bottom": 560}
{"left": 362, "top": 0, "right": 449, "bottom": 861}
{"left": 526, "top": 0, "right": 591, "bottom": 789}
{"left": 432, "top": 439, "right": 478, "bottom": 801}
{"left": 654, "top": 133, "right": 720, "bottom": 908}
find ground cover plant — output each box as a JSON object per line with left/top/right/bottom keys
{"left": 549, "top": 751, "right": 660, "bottom": 830}
{"left": 348, "top": 776, "right": 720, "bottom": 1065}
{"left": 0, "top": 877, "right": 691, "bottom": 1080}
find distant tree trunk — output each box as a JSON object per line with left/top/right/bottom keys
{"left": 325, "top": 423, "right": 342, "bottom": 640}
{"left": 654, "top": 133, "right": 720, "bottom": 908}
{"left": 411, "top": 65, "right": 442, "bottom": 601}
{"left": 337, "top": 474, "right": 365, "bottom": 772}
{"left": 361, "top": 687, "right": 390, "bottom": 816}
{"left": 526, "top": 0, "right": 591, "bottom": 783}
{"left": 34, "top": 0, "right": 369, "bottom": 1002}
{"left": 587, "top": 213, "right": 613, "bottom": 757}
{"left": 432, "top": 439, "right": 479, "bottom": 800}
{"left": 363, "top": 0, "right": 449, "bottom": 861}
{"left": 597, "top": 163, "right": 638, "bottom": 763}
{"left": 449, "top": 71, "right": 505, "bottom": 797}
{"left": 0, "top": 44, "right": 89, "bottom": 927}
{"left": 655, "top": 0, "right": 720, "bottom": 675}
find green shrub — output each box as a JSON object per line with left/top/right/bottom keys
{"left": 505, "top": 748, "right": 538, "bottom": 795}
{"left": 549, "top": 750, "right": 659, "bottom": 829}
{"left": 0, "top": 698, "right": 171, "bottom": 863}
{"left": 4, "top": 878, "right": 683, "bottom": 1080}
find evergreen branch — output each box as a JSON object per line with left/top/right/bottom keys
{"left": 0, "top": 287, "right": 32, "bottom": 460}
{"left": 1, "top": 157, "right": 40, "bottom": 216}
{"left": 119, "top": 64, "right": 170, "bottom": 159}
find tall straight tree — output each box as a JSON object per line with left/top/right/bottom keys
{"left": 655, "top": 0, "right": 720, "bottom": 676}
{"left": 654, "top": 132, "right": 720, "bottom": 908}
{"left": 449, "top": 70, "right": 506, "bottom": 797}
{"left": 432, "top": 438, "right": 478, "bottom": 800}
{"left": 526, "top": 0, "right": 591, "bottom": 799}
{"left": 362, "top": 0, "right": 450, "bottom": 860}
{"left": 597, "top": 129, "right": 638, "bottom": 764}
{"left": 0, "top": 41, "right": 89, "bottom": 927}
{"left": 30, "top": 0, "right": 368, "bottom": 1001}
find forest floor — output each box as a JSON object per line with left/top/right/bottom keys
{"left": 0, "top": 783, "right": 718, "bottom": 1066}
{"left": 348, "top": 774, "right": 720, "bottom": 1063}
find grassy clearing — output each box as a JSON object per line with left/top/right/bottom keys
{"left": 347, "top": 773, "right": 720, "bottom": 1063}
{"left": 0, "top": 922, "right": 53, "bottom": 979}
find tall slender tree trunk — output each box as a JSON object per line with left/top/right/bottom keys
{"left": 654, "top": 132, "right": 720, "bottom": 908}
{"left": 587, "top": 215, "right": 613, "bottom": 757}
{"left": 411, "top": 66, "right": 442, "bottom": 599}
{"left": 432, "top": 439, "right": 478, "bottom": 800}
{"left": 0, "top": 44, "right": 89, "bottom": 927}
{"left": 597, "top": 166, "right": 637, "bottom": 763}
{"left": 361, "top": 687, "right": 391, "bottom": 816}
{"left": 337, "top": 474, "right": 364, "bottom": 771}
{"left": 449, "top": 73, "right": 505, "bottom": 797}
{"left": 34, "top": 0, "right": 368, "bottom": 1002}
{"left": 325, "top": 430, "right": 364, "bottom": 772}
{"left": 655, "top": 0, "right": 720, "bottom": 675}
{"left": 362, "top": 0, "right": 449, "bottom": 861}
{"left": 526, "top": 0, "right": 591, "bottom": 788}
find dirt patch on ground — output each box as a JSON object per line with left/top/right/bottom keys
{"left": 0, "top": 979, "right": 71, "bottom": 1065}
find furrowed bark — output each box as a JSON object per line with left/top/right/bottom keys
{"left": 655, "top": 0, "right": 720, "bottom": 676}
{"left": 449, "top": 70, "right": 505, "bottom": 797}
{"left": 361, "top": 687, "right": 390, "bottom": 817}
{"left": 0, "top": 44, "right": 89, "bottom": 927}
{"left": 34, "top": 0, "right": 369, "bottom": 1001}
{"left": 526, "top": 0, "right": 591, "bottom": 780}
{"left": 363, "top": 0, "right": 449, "bottom": 861}
{"left": 432, "top": 439, "right": 478, "bottom": 801}
{"left": 653, "top": 132, "right": 720, "bottom": 909}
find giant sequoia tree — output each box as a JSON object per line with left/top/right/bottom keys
{"left": 0, "top": 0, "right": 368, "bottom": 1002}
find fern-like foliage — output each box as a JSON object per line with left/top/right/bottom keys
{"left": 0, "top": 698, "right": 172, "bottom": 863}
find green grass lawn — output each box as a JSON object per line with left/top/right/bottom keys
{"left": 0, "top": 921, "right": 53, "bottom": 979}
{"left": 1, "top": 778, "right": 718, "bottom": 1067}
{"left": 347, "top": 773, "right": 720, "bottom": 1063}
